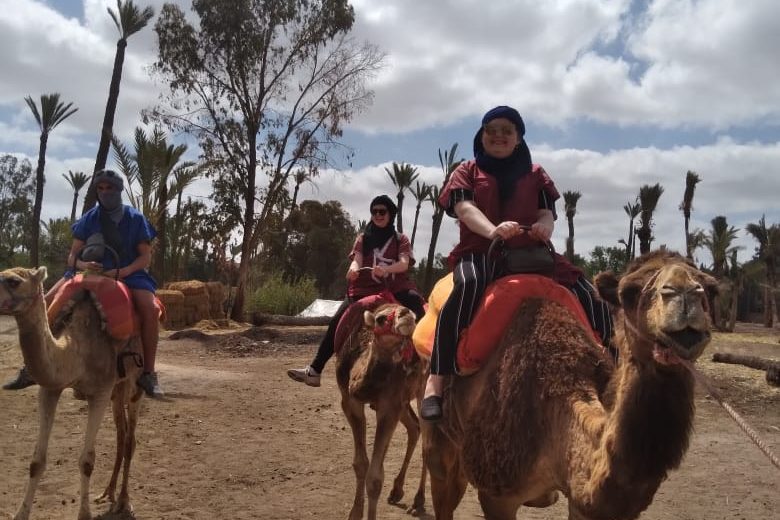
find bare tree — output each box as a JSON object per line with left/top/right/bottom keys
{"left": 149, "top": 1, "right": 384, "bottom": 320}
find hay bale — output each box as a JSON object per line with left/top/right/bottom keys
{"left": 166, "top": 281, "right": 211, "bottom": 325}
{"left": 205, "top": 281, "right": 227, "bottom": 319}
{"left": 156, "top": 289, "right": 188, "bottom": 329}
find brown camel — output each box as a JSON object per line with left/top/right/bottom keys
{"left": 335, "top": 302, "right": 428, "bottom": 520}
{"left": 0, "top": 267, "right": 144, "bottom": 520}
{"left": 424, "top": 251, "right": 717, "bottom": 520}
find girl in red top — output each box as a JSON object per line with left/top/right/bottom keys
{"left": 420, "top": 106, "right": 613, "bottom": 421}
{"left": 287, "top": 195, "right": 426, "bottom": 387}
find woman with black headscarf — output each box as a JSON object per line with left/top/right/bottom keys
{"left": 420, "top": 106, "right": 613, "bottom": 421}
{"left": 287, "top": 195, "right": 426, "bottom": 387}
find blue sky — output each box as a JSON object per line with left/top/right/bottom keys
{"left": 2, "top": 0, "right": 779, "bottom": 266}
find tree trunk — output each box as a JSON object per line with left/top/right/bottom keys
{"left": 230, "top": 129, "right": 258, "bottom": 322}
{"left": 396, "top": 192, "right": 405, "bottom": 233}
{"left": 30, "top": 131, "right": 49, "bottom": 266}
{"left": 684, "top": 214, "right": 691, "bottom": 259}
{"left": 83, "top": 39, "right": 127, "bottom": 215}
{"left": 70, "top": 192, "right": 78, "bottom": 223}
{"left": 423, "top": 209, "right": 445, "bottom": 295}
{"left": 410, "top": 204, "right": 421, "bottom": 249}
{"left": 712, "top": 352, "right": 780, "bottom": 387}
{"left": 726, "top": 275, "right": 741, "bottom": 331}
{"left": 153, "top": 182, "right": 168, "bottom": 286}
{"left": 566, "top": 215, "right": 575, "bottom": 261}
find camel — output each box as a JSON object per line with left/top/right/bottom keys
{"left": 335, "top": 302, "right": 428, "bottom": 520}
{"left": 0, "top": 267, "right": 144, "bottom": 520}
{"left": 424, "top": 250, "right": 717, "bottom": 520}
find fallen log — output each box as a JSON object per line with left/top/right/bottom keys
{"left": 712, "top": 352, "right": 780, "bottom": 386}
{"left": 248, "top": 312, "right": 331, "bottom": 327}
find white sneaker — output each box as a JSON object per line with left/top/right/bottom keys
{"left": 287, "top": 366, "right": 321, "bottom": 387}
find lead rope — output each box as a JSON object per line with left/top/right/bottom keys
{"left": 679, "top": 357, "right": 780, "bottom": 471}
{"left": 622, "top": 312, "right": 780, "bottom": 471}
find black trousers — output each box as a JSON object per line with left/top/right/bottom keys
{"left": 430, "top": 253, "right": 614, "bottom": 376}
{"left": 310, "top": 289, "right": 426, "bottom": 374}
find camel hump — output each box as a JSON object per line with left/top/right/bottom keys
{"left": 47, "top": 274, "right": 137, "bottom": 340}
{"left": 333, "top": 291, "right": 396, "bottom": 353}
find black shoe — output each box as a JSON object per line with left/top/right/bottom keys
{"left": 137, "top": 371, "right": 164, "bottom": 398}
{"left": 2, "top": 366, "right": 36, "bottom": 390}
{"left": 421, "top": 395, "right": 443, "bottom": 421}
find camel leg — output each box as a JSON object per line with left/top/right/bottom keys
{"left": 341, "top": 395, "right": 368, "bottom": 520}
{"left": 365, "top": 404, "right": 403, "bottom": 520}
{"left": 424, "top": 423, "right": 467, "bottom": 520}
{"left": 387, "top": 403, "right": 419, "bottom": 505}
{"left": 97, "top": 391, "right": 126, "bottom": 505}
{"left": 77, "top": 391, "right": 111, "bottom": 520}
{"left": 13, "top": 387, "right": 62, "bottom": 520}
{"left": 477, "top": 490, "right": 522, "bottom": 520}
{"left": 113, "top": 387, "right": 142, "bottom": 513}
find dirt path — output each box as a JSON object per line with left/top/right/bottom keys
{"left": 0, "top": 318, "right": 778, "bottom": 520}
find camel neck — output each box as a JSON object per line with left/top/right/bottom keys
{"left": 15, "top": 296, "right": 69, "bottom": 388}
{"left": 583, "top": 355, "right": 695, "bottom": 518}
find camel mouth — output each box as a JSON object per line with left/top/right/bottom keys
{"left": 395, "top": 322, "right": 415, "bottom": 337}
{"left": 656, "top": 327, "right": 710, "bottom": 361}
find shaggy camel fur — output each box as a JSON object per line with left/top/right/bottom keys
{"left": 0, "top": 267, "right": 144, "bottom": 520}
{"left": 335, "top": 303, "right": 428, "bottom": 520}
{"left": 424, "top": 251, "right": 717, "bottom": 520}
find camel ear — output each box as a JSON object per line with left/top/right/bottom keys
{"left": 594, "top": 271, "right": 620, "bottom": 306}
{"left": 363, "top": 310, "right": 375, "bottom": 327}
{"left": 31, "top": 266, "right": 48, "bottom": 284}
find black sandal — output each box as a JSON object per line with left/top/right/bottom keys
{"left": 421, "top": 395, "right": 443, "bottom": 421}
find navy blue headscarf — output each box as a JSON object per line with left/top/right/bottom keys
{"left": 473, "top": 106, "right": 533, "bottom": 201}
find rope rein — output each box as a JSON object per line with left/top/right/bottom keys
{"left": 621, "top": 310, "right": 780, "bottom": 472}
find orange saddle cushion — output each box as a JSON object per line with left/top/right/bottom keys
{"left": 47, "top": 273, "right": 165, "bottom": 341}
{"left": 413, "top": 273, "right": 599, "bottom": 374}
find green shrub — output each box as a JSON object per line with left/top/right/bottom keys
{"left": 249, "top": 273, "right": 319, "bottom": 316}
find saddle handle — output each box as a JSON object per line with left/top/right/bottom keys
{"left": 486, "top": 225, "right": 555, "bottom": 281}
{"left": 74, "top": 244, "right": 122, "bottom": 282}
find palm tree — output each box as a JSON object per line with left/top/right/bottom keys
{"left": 563, "top": 190, "right": 581, "bottom": 262}
{"left": 385, "top": 162, "right": 419, "bottom": 233}
{"left": 618, "top": 198, "right": 641, "bottom": 261}
{"left": 636, "top": 183, "right": 665, "bottom": 255}
{"left": 423, "top": 144, "right": 462, "bottom": 294}
{"left": 83, "top": 0, "right": 155, "bottom": 213}
{"left": 289, "top": 170, "right": 311, "bottom": 216}
{"left": 112, "top": 126, "right": 194, "bottom": 285}
{"left": 679, "top": 170, "right": 701, "bottom": 259}
{"left": 62, "top": 170, "right": 89, "bottom": 222}
{"left": 704, "top": 215, "right": 741, "bottom": 330}
{"left": 25, "top": 93, "right": 78, "bottom": 266}
{"left": 745, "top": 215, "right": 779, "bottom": 327}
{"left": 409, "top": 181, "right": 431, "bottom": 248}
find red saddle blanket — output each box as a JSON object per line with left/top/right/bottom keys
{"left": 47, "top": 273, "right": 165, "bottom": 341}
{"left": 412, "top": 273, "right": 599, "bottom": 374}
{"left": 333, "top": 291, "right": 397, "bottom": 353}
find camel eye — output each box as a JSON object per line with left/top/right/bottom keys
{"left": 376, "top": 316, "right": 387, "bottom": 326}
{"left": 659, "top": 286, "right": 677, "bottom": 297}
{"left": 4, "top": 278, "right": 20, "bottom": 289}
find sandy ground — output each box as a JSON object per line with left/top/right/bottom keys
{"left": 0, "top": 317, "right": 778, "bottom": 520}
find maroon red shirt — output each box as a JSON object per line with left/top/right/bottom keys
{"left": 439, "top": 159, "right": 582, "bottom": 285}
{"left": 347, "top": 232, "right": 419, "bottom": 299}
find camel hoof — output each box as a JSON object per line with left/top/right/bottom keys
{"left": 523, "top": 490, "right": 559, "bottom": 508}
{"left": 387, "top": 487, "right": 404, "bottom": 504}
{"left": 94, "top": 491, "right": 114, "bottom": 504}
{"left": 405, "top": 502, "right": 425, "bottom": 516}
{"left": 110, "top": 499, "right": 133, "bottom": 514}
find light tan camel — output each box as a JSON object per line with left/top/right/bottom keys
{"left": 424, "top": 251, "right": 717, "bottom": 520}
{"left": 335, "top": 302, "right": 428, "bottom": 520}
{"left": 0, "top": 267, "right": 144, "bottom": 520}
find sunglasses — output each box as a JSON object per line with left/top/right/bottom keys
{"left": 483, "top": 124, "right": 517, "bottom": 137}
{"left": 371, "top": 208, "right": 388, "bottom": 216}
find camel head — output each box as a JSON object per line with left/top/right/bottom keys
{"left": 595, "top": 251, "right": 717, "bottom": 366}
{"left": 363, "top": 303, "right": 416, "bottom": 363}
{"left": 0, "top": 266, "right": 47, "bottom": 315}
